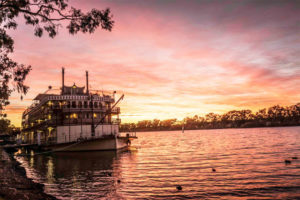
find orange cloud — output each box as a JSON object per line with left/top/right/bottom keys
{"left": 5, "top": 0, "right": 300, "bottom": 126}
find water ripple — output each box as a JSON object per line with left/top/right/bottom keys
{"left": 16, "top": 127, "right": 300, "bottom": 199}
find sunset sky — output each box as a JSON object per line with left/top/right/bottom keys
{"left": 6, "top": 0, "right": 300, "bottom": 126}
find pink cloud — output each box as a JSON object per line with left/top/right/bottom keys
{"left": 5, "top": 0, "right": 300, "bottom": 126}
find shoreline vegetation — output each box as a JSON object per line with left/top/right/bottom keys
{"left": 120, "top": 103, "right": 300, "bottom": 132}
{"left": 0, "top": 148, "right": 57, "bottom": 200}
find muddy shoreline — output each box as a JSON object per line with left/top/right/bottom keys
{"left": 0, "top": 147, "right": 57, "bottom": 200}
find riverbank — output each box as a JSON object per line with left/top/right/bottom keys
{"left": 0, "top": 147, "right": 57, "bottom": 200}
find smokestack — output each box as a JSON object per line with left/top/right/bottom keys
{"left": 62, "top": 67, "right": 65, "bottom": 94}
{"left": 86, "top": 70, "right": 89, "bottom": 94}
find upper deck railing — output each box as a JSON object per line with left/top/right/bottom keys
{"left": 23, "top": 94, "right": 115, "bottom": 116}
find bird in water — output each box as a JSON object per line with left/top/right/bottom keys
{"left": 292, "top": 157, "right": 298, "bottom": 160}
{"left": 212, "top": 168, "right": 216, "bottom": 172}
{"left": 285, "top": 160, "right": 292, "bottom": 164}
{"left": 176, "top": 185, "right": 182, "bottom": 191}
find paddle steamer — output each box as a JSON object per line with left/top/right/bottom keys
{"left": 20, "top": 68, "right": 136, "bottom": 151}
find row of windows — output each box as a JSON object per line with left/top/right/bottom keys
{"left": 47, "top": 101, "right": 109, "bottom": 109}
{"left": 23, "top": 113, "right": 108, "bottom": 126}
{"left": 65, "top": 113, "right": 104, "bottom": 119}
{"left": 67, "top": 101, "right": 104, "bottom": 109}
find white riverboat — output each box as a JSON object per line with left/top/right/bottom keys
{"left": 20, "top": 68, "right": 136, "bottom": 151}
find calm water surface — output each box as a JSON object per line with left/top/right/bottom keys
{"left": 16, "top": 127, "right": 300, "bottom": 199}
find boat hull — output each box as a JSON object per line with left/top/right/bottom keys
{"left": 42, "top": 137, "right": 130, "bottom": 152}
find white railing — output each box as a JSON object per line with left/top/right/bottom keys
{"left": 24, "top": 95, "right": 115, "bottom": 116}
{"left": 46, "top": 95, "right": 114, "bottom": 102}
{"left": 119, "top": 132, "right": 137, "bottom": 138}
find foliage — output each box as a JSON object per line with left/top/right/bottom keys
{"left": 120, "top": 103, "right": 300, "bottom": 132}
{"left": 0, "top": 117, "right": 17, "bottom": 134}
{"left": 0, "top": 0, "right": 114, "bottom": 115}
{"left": 0, "top": 118, "right": 10, "bottom": 134}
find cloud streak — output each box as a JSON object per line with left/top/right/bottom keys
{"left": 6, "top": 0, "right": 300, "bottom": 126}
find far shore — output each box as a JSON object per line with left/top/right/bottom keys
{"left": 121, "top": 124, "right": 300, "bottom": 133}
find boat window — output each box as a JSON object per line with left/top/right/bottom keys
{"left": 54, "top": 101, "right": 59, "bottom": 108}
{"left": 67, "top": 101, "right": 71, "bottom": 108}
{"left": 72, "top": 101, "right": 76, "bottom": 108}
{"left": 89, "top": 101, "right": 93, "bottom": 108}
{"left": 94, "top": 102, "right": 98, "bottom": 108}
{"left": 78, "top": 101, "right": 82, "bottom": 108}
{"left": 84, "top": 101, "right": 88, "bottom": 108}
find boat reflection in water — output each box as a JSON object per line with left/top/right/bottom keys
{"left": 16, "top": 150, "right": 135, "bottom": 200}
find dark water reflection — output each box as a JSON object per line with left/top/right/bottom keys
{"left": 16, "top": 127, "right": 300, "bottom": 199}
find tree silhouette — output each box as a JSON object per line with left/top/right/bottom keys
{"left": 120, "top": 103, "right": 300, "bottom": 132}
{"left": 0, "top": 0, "right": 114, "bottom": 115}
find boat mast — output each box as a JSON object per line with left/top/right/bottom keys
{"left": 86, "top": 70, "right": 89, "bottom": 95}
{"left": 86, "top": 71, "right": 95, "bottom": 136}
{"left": 62, "top": 67, "right": 65, "bottom": 95}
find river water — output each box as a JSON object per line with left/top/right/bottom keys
{"left": 15, "top": 127, "right": 300, "bottom": 199}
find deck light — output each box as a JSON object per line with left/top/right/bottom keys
{"left": 48, "top": 127, "right": 53, "bottom": 134}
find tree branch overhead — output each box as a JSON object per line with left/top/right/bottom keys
{"left": 0, "top": 0, "right": 114, "bottom": 116}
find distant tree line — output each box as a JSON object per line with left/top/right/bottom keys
{"left": 0, "top": 118, "right": 20, "bottom": 135}
{"left": 120, "top": 103, "right": 300, "bottom": 132}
